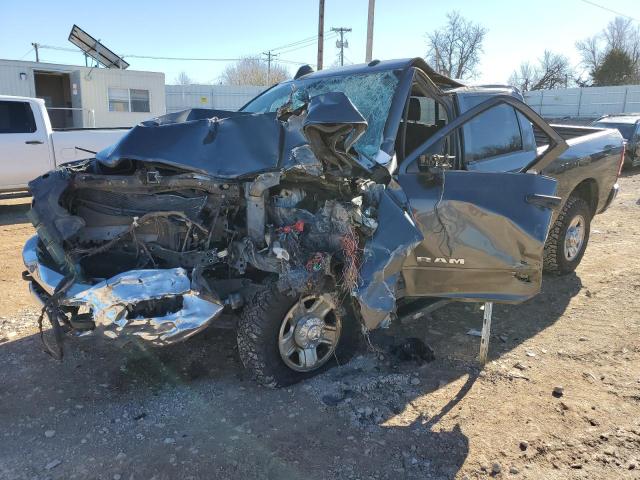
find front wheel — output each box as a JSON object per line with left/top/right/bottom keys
{"left": 543, "top": 196, "right": 591, "bottom": 275}
{"left": 237, "top": 284, "right": 360, "bottom": 387}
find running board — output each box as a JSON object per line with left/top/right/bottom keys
{"left": 0, "top": 191, "right": 30, "bottom": 200}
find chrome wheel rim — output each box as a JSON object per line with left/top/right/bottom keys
{"left": 564, "top": 214, "right": 586, "bottom": 261}
{"left": 278, "top": 294, "right": 341, "bottom": 372}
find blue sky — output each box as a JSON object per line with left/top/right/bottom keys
{"left": 1, "top": 0, "right": 637, "bottom": 84}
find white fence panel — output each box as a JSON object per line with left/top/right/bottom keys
{"left": 166, "top": 85, "right": 266, "bottom": 113}
{"left": 524, "top": 84, "right": 640, "bottom": 118}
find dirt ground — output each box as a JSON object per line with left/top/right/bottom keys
{"left": 0, "top": 173, "right": 639, "bottom": 480}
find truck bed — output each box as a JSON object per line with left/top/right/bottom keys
{"left": 535, "top": 124, "right": 606, "bottom": 146}
{"left": 50, "top": 128, "right": 129, "bottom": 165}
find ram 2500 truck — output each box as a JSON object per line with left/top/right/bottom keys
{"left": 0, "top": 95, "right": 129, "bottom": 195}
{"left": 22, "top": 59, "right": 623, "bottom": 387}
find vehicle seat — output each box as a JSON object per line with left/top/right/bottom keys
{"left": 398, "top": 98, "right": 443, "bottom": 156}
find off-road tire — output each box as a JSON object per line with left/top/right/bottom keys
{"left": 237, "top": 284, "right": 360, "bottom": 388}
{"left": 543, "top": 196, "right": 591, "bottom": 275}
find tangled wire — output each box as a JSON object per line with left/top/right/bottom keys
{"left": 339, "top": 225, "right": 361, "bottom": 294}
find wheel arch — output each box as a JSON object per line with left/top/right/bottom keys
{"left": 569, "top": 178, "right": 598, "bottom": 218}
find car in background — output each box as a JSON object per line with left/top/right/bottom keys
{"left": 592, "top": 114, "right": 640, "bottom": 168}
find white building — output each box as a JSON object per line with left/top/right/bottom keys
{"left": 0, "top": 59, "right": 165, "bottom": 128}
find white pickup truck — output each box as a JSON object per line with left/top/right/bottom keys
{"left": 0, "top": 95, "right": 129, "bottom": 195}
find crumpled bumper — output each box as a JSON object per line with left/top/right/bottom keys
{"left": 22, "top": 235, "right": 224, "bottom": 346}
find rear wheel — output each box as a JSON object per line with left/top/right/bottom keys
{"left": 237, "top": 283, "right": 359, "bottom": 387}
{"left": 543, "top": 196, "right": 591, "bottom": 275}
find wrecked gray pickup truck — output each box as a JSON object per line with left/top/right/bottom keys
{"left": 22, "top": 58, "right": 622, "bottom": 387}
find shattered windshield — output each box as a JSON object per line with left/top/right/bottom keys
{"left": 242, "top": 70, "right": 402, "bottom": 160}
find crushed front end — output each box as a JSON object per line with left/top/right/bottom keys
{"left": 22, "top": 74, "right": 421, "bottom": 362}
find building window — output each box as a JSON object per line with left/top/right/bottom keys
{"left": 108, "top": 88, "right": 150, "bottom": 113}
{"left": 130, "top": 89, "right": 150, "bottom": 112}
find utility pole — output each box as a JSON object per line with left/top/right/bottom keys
{"left": 262, "top": 51, "right": 277, "bottom": 85}
{"left": 365, "top": 0, "right": 375, "bottom": 62}
{"left": 317, "top": 0, "right": 325, "bottom": 70}
{"left": 31, "top": 43, "right": 40, "bottom": 62}
{"left": 331, "top": 27, "right": 352, "bottom": 66}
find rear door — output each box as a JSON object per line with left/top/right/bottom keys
{"left": 0, "top": 100, "right": 50, "bottom": 190}
{"left": 397, "top": 95, "right": 567, "bottom": 303}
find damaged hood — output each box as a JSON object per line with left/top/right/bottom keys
{"left": 97, "top": 109, "right": 285, "bottom": 178}
{"left": 96, "top": 93, "right": 383, "bottom": 180}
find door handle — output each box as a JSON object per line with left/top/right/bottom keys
{"left": 25, "top": 140, "right": 44, "bottom": 145}
{"left": 526, "top": 193, "right": 561, "bottom": 209}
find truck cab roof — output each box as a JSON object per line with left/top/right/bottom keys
{"left": 0, "top": 94, "right": 45, "bottom": 104}
{"left": 294, "top": 57, "right": 465, "bottom": 90}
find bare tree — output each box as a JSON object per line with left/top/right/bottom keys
{"left": 576, "top": 35, "right": 602, "bottom": 73}
{"left": 220, "top": 57, "right": 289, "bottom": 86}
{"left": 508, "top": 62, "right": 535, "bottom": 92}
{"left": 509, "top": 51, "right": 573, "bottom": 91}
{"left": 174, "top": 71, "right": 193, "bottom": 85}
{"left": 576, "top": 17, "right": 640, "bottom": 83}
{"left": 604, "top": 17, "right": 635, "bottom": 52}
{"left": 425, "top": 11, "right": 487, "bottom": 79}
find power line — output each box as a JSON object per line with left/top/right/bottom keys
{"left": 19, "top": 47, "right": 34, "bottom": 60}
{"left": 34, "top": 45, "right": 310, "bottom": 65}
{"left": 275, "top": 32, "right": 337, "bottom": 56}
{"left": 123, "top": 53, "right": 308, "bottom": 66}
{"left": 38, "top": 44, "right": 76, "bottom": 52}
{"left": 123, "top": 54, "right": 244, "bottom": 61}
{"left": 579, "top": 0, "right": 640, "bottom": 23}
{"left": 267, "top": 30, "right": 337, "bottom": 52}
{"left": 269, "top": 34, "right": 321, "bottom": 52}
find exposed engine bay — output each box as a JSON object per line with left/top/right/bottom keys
{"left": 54, "top": 160, "right": 378, "bottom": 303}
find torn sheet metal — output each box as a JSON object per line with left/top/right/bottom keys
{"left": 65, "top": 268, "right": 223, "bottom": 345}
{"left": 355, "top": 185, "right": 424, "bottom": 330}
{"left": 290, "top": 69, "right": 401, "bottom": 161}
{"left": 23, "top": 235, "right": 92, "bottom": 297}
{"left": 302, "top": 91, "right": 372, "bottom": 176}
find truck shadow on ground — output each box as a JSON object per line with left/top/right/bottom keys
{"left": 0, "top": 273, "right": 581, "bottom": 479}
{"left": 620, "top": 165, "right": 640, "bottom": 179}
